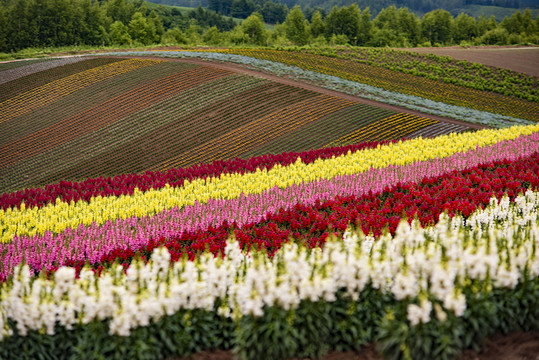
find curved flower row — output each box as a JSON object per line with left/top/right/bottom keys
{"left": 0, "top": 59, "right": 160, "bottom": 124}
{"left": 3, "top": 146, "right": 536, "bottom": 281}
{"left": 211, "top": 48, "right": 539, "bottom": 121}
{"left": 1, "top": 191, "right": 537, "bottom": 355}
{"left": 119, "top": 50, "right": 532, "bottom": 127}
{"left": 0, "top": 57, "right": 86, "bottom": 86}
{"left": 1, "top": 124, "right": 537, "bottom": 242}
{"left": 0, "top": 140, "right": 390, "bottom": 211}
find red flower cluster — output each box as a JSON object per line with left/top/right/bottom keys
{"left": 64, "top": 152, "right": 539, "bottom": 274}
{"left": 0, "top": 140, "right": 393, "bottom": 211}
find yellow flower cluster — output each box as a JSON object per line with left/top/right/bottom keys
{"left": 331, "top": 113, "right": 437, "bottom": 146}
{"left": 1, "top": 124, "right": 537, "bottom": 242}
{"left": 0, "top": 59, "right": 161, "bottom": 124}
{"left": 154, "top": 94, "right": 354, "bottom": 171}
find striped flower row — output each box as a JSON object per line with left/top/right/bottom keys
{"left": 1, "top": 124, "right": 537, "bottom": 242}
{"left": 2, "top": 144, "right": 537, "bottom": 281}
{"left": 1, "top": 189, "right": 537, "bottom": 342}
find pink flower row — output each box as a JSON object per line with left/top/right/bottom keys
{"left": 1, "top": 133, "right": 538, "bottom": 280}
{"left": 0, "top": 141, "right": 391, "bottom": 211}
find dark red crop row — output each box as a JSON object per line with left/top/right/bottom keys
{"left": 61, "top": 151, "right": 539, "bottom": 277}
{"left": 0, "top": 140, "right": 393, "bottom": 211}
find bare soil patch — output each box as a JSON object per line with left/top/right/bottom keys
{"left": 403, "top": 46, "right": 539, "bottom": 77}
{"left": 170, "top": 331, "right": 539, "bottom": 360}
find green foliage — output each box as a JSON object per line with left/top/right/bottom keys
{"left": 284, "top": 6, "right": 309, "bottom": 46}
{"left": 110, "top": 20, "right": 132, "bottom": 45}
{"left": 241, "top": 12, "right": 267, "bottom": 45}
{"left": 421, "top": 9, "right": 455, "bottom": 45}
{"left": 162, "top": 27, "right": 187, "bottom": 44}
{"left": 0, "top": 0, "right": 538, "bottom": 53}
{"left": 0, "top": 309, "right": 235, "bottom": 360}
{"left": 235, "top": 307, "right": 298, "bottom": 360}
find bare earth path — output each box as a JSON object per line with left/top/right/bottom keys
{"left": 403, "top": 46, "right": 539, "bottom": 77}
{"left": 171, "top": 331, "right": 539, "bottom": 360}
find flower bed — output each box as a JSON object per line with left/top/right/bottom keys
{"left": 1, "top": 123, "right": 538, "bottom": 359}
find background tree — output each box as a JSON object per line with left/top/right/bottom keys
{"left": 0, "top": 5, "right": 8, "bottom": 52}
{"left": 202, "top": 25, "right": 222, "bottom": 44}
{"left": 110, "top": 20, "right": 131, "bottom": 45}
{"left": 241, "top": 11, "right": 267, "bottom": 45}
{"left": 421, "top": 9, "right": 454, "bottom": 45}
{"left": 310, "top": 10, "right": 325, "bottom": 38}
{"left": 162, "top": 27, "right": 186, "bottom": 44}
{"left": 260, "top": 1, "right": 288, "bottom": 24}
{"left": 396, "top": 7, "right": 421, "bottom": 46}
{"left": 285, "top": 5, "right": 309, "bottom": 45}
{"left": 357, "top": 6, "right": 372, "bottom": 45}
{"left": 207, "top": 0, "right": 233, "bottom": 16}
{"left": 128, "top": 11, "right": 151, "bottom": 44}
{"left": 325, "top": 4, "right": 360, "bottom": 45}
{"left": 454, "top": 12, "right": 477, "bottom": 43}
{"left": 230, "top": 0, "right": 256, "bottom": 19}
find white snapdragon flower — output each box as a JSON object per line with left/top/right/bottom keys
{"left": 434, "top": 303, "right": 447, "bottom": 322}
{"left": 443, "top": 291, "right": 467, "bottom": 317}
{"left": 95, "top": 274, "right": 117, "bottom": 321}
{"left": 391, "top": 272, "right": 419, "bottom": 300}
{"left": 109, "top": 309, "right": 132, "bottom": 337}
{"left": 429, "top": 264, "right": 457, "bottom": 300}
{"left": 42, "top": 301, "right": 56, "bottom": 336}
{"left": 494, "top": 264, "right": 520, "bottom": 289}
{"left": 57, "top": 300, "right": 77, "bottom": 330}
{"left": 407, "top": 299, "right": 432, "bottom": 326}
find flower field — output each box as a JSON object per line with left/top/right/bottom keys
{"left": 1, "top": 120, "right": 539, "bottom": 359}
{"left": 305, "top": 47, "right": 539, "bottom": 102}
{"left": 0, "top": 56, "right": 470, "bottom": 193}
{"left": 194, "top": 48, "right": 539, "bottom": 123}
{"left": 1, "top": 49, "right": 538, "bottom": 359}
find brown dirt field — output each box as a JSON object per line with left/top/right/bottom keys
{"left": 170, "top": 331, "right": 539, "bottom": 360}
{"left": 402, "top": 46, "right": 539, "bottom": 77}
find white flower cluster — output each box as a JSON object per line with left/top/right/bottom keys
{"left": 93, "top": 51, "right": 532, "bottom": 128}
{"left": 0, "top": 192, "right": 538, "bottom": 339}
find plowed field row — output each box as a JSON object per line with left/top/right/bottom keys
{"left": 218, "top": 49, "right": 539, "bottom": 122}
{"left": 246, "top": 104, "right": 397, "bottom": 156}
{"left": 0, "top": 57, "right": 86, "bottom": 85}
{"left": 0, "top": 66, "right": 231, "bottom": 169}
{"left": 0, "top": 58, "right": 50, "bottom": 72}
{"left": 0, "top": 62, "right": 196, "bottom": 144}
{"left": 158, "top": 95, "right": 356, "bottom": 170}
{"left": 332, "top": 113, "right": 438, "bottom": 145}
{"left": 0, "top": 57, "right": 123, "bottom": 103}
{"left": 77, "top": 82, "right": 317, "bottom": 177}
{"left": 0, "top": 59, "right": 161, "bottom": 124}
{"left": 0, "top": 75, "right": 267, "bottom": 192}
{"left": 407, "top": 122, "right": 471, "bottom": 139}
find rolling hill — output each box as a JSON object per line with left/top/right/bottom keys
{"left": 0, "top": 53, "right": 475, "bottom": 193}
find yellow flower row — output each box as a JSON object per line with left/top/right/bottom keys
{"left": 0, "top": 59, "right": 161, "bottom": 124}
{"left": 1, "top": 124, "right": 538, "bottom": 242}
{"left": 332, "top": 113, "right": 437, "bottom": 145}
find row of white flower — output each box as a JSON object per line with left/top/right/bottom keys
{"left": 93, "top": 51, "right": 532, "bottom": 128}
{"left": 1, "top": 190, "right": 538, "bottom": 340}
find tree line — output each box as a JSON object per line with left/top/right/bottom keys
{"left": 0, "top": 0, "right": 537, "bottom": 53}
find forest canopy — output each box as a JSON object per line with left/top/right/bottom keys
{"left": 0, "top": 0, "right": 537, "bottom": 53}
